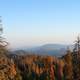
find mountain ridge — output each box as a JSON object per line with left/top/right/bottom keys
{"left": 11, "top": 44, "right": 72, "bottom": 56}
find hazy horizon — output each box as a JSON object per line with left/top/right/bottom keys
{"left": 0, "top": 0, "right": 80, "bottom": 48}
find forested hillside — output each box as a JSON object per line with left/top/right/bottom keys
{"left": 0, "top": 24, "right": 80, "bottom": 80}
{"left": 0, "top": 42, "right": 80, "bottom": 80}
{"left": 9, "top": 49, "right": 80, "bottom": 80}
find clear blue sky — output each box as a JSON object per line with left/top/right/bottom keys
{"left": 0, "top": 0, "right": 80, "bottom": 48}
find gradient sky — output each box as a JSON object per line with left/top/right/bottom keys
{"left": 0, "top": 0, "right": 80, "bottom": 48}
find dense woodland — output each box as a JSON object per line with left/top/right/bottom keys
{"left": 0, "top": 36, "right": 80, "bottom": 80}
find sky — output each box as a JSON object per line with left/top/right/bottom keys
{"left": 0, "top": 0, "right": 80, "bottom": 48}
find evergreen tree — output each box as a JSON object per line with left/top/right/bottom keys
{"left": 0, "top": 16, "right": 8, "bottom": 55}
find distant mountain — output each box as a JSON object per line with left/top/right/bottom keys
{"left": 38, "top": 44, "right": 67, "bottom": 50}
{"left": 11, "top": 44, "right": 73, "bottom": 57}
{"left": 26, "top": 44, "right": 70, "bottom": 56}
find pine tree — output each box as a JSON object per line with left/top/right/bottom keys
{"left": 63, "top": 48, "right": 73, "bottom": 80}
{"left": 72, "top": 36, "right": 80, "bottom": 80}
{"left": 0, "top": 16, "right": 8, "bottom": 55}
